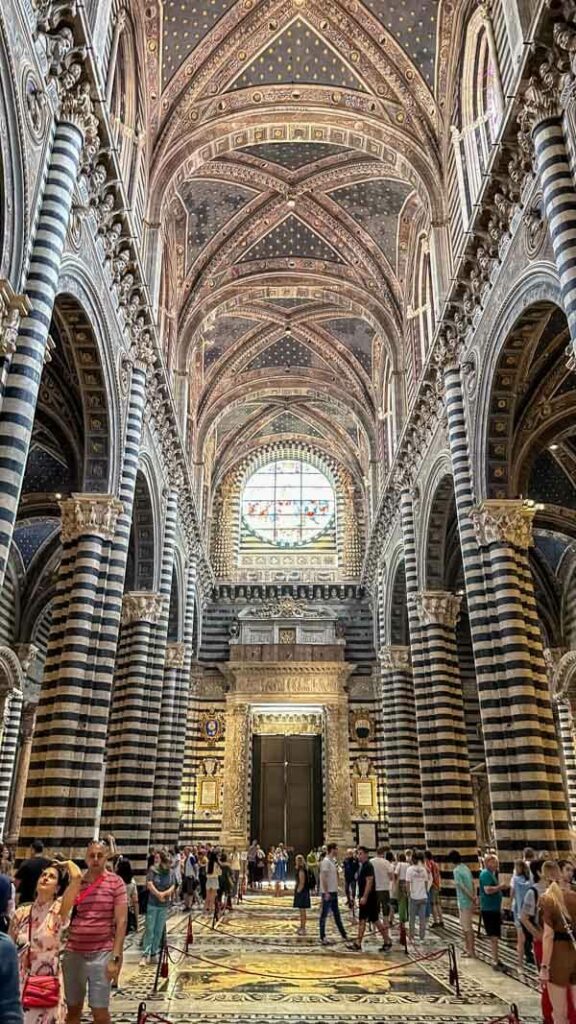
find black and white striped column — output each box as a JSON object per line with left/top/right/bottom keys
{"left": 378, "top": 645, "right": 425, "bottom": 849}
{"left": 19, "top": 495, "right": 123, "bottom": 855}
{"left": 0, "top": 687, "right": 23, "bottom": 840}
{"left": 443, "top": 357, "right": 571, "bottom": 862}
{"left": 0, "top": 112, "right": 86, "bottom": 589}
{"left": 102, "top": 591, "right": 164, "bottom": 876}
{"left": 151, "top": 641, "right": 186, "bottom": 849}
{"left": 523, "top": 80, "right": 576, "bottom": 347}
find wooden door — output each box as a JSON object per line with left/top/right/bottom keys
{"left": 251, "top": 734, "right": 322, "bottom": 858}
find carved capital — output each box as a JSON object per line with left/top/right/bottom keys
{"left": 59, "top": 493, "right": 123, "bottom": 542}
{"left": 121, "top": 591, "right": 165, "bottom": 625}
{"left": 470, "top": 499, "right": 535, "bottom": 549}
{"left": 13, "top": 644, "right": 39, "bottom": 677}
{"left": 0, "top": 281, "right": 30, "bottom": 357}
{"left": 521, "top": 55, "right": 566, "bottom": 133}
{"left": 415, "top": 591, "right": 461, "bottom": 628}
{"left": 131, "top": 329, "right": 156, "bottom": 372}
{"left": 165, "top": 641, "right": 186, "bottom": 669}
{"left": 379, "top": 645, "right": 412, "bottom": 672}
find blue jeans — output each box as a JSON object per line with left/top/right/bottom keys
{"left": 319, "top": 893, "right": 347, "bottom": 940}
{"left": 143, "top": 902, "right": 168, "bottom": 955}
{"left": 409, "top": 897, "right": 427, "bottom": 940}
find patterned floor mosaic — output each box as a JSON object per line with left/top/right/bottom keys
{"left": 112, "top": 895, "right": 542, "bottom": 1024}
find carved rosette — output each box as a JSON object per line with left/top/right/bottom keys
{"left": 379, "top": 645, "right": 411, "bottom": 672}
{"left": 415, "top": 591, "right": 461, "bottom": 628}
{"left": 121, "top": 591, "right": 165, "bottom": 626}
{"left": 165, "top": 642, "right": 186, "bottom": 670}
{"left": 470, "top": 500, "right": 535, "bottom": 550}
{"left": 59, "top": 493, "right": 123, "bottom": 543}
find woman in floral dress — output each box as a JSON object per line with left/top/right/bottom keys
{"left": 10, "top": 860, "right": 81, "bottom": 1024}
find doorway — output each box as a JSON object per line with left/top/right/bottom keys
{"left": 251, "top": 734, "right": 323, "bottom": 857}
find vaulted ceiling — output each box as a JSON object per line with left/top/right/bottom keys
{"left": 145, "top": 0, "right": 452, "bottom": 513}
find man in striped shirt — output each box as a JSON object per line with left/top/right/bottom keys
{"left": 63, "top": 839, "right": 127, "bottom": 1024}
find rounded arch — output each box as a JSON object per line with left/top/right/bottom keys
{"left": 125, "top": 462, "right": 160, "bottom": 592}
{"left": 385, "top": 547, "right": 410, "bottom": 648}
{"left": 0, "top": 646, "right": 23, "bottom": 692}
{"left": 418, "top": 456, "right": 457, "bottom": 590}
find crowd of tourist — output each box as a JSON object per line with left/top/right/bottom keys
{"left": 2, "top": 837, "right": 576, "bottom": 1024}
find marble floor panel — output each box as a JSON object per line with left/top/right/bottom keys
{"left": 110, "top": 894, "right": 542, "bottom": 1024}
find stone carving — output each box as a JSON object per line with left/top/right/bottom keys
{"left": 256, "top": 596, "right": 320, "bottom": 619}
{"left": 251, "top": 712, "right": 322, "bottom": 735}
{"left": 415, "top": 591, "right": 461, "bottom": 628}
{"left": 13, "top": 644, "right": 39, "bottom": 677}
{"left": 324, "top": 704, "right": 353, "bottom": 842}
{"left": 379, "top": 645, "right": 411, "bottom": 672}
{"left": 349, "top": 707, "right": 375, "bottom": 748}
{"left": 470, "top": 499, "right": 536, "bottom": 550}
{"left": 0, "top": 281, "right": 30, "bottom": 358}
{"left": 121, "top": 591, "right": 165, "bottom": 626}
{"left": 59, "top": 493, "right": 123, "bottom": 542}
{"left": 165, "top": 642, "right": 186, "bottom": 670}
{"left": 521, "top": 53, "right": 567, "bottom": 132}
{"left": 23, "top": 70, "right": 47, "bottom": 139}
{"left": 220, "top": 703, "right": 250, "bottom": 845}
{"left": 523, "top": 198, "right": 547, "bottom": 260}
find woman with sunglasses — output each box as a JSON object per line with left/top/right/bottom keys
{"left": 10, "top": 860, "right": 82, "bottom": 1024}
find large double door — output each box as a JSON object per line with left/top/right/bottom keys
{"left": 251, "top": 734, "right": 322, "bottom": 858}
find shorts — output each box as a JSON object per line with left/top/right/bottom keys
{"left": 481, "top": 910, "right": 502, "bottom": 938}
{"left": 376, "top": 890, "right": 390, "bottom": 916}
{"left": 459, "top": 906, "right": 473, "bottom": 932}
{"left": 359, "top": 899, "right": 379, "bottom": 923}
{"left": 206, "top": 877, "right": 219, "bottom": 891}
{"left": 182, "top": 876, "right": 197, "bottom": 894}
{"left": 62, "top": 950, "right": 112, "bottom": 1009}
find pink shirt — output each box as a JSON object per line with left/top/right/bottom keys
{"left": 66, "top": 871, "right": 127, "bottom": 953}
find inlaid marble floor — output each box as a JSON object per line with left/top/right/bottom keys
{"left": 111, "top": 893, "right": 542, "bottom": 1024}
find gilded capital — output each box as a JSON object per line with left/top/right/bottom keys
{"left": 415, "top": 591, "right": 461, "bottom": 628}
{"left": 165, "top": 641, "right": 186, "bottom": 669}
{"left": 121, "top": 591, "right": 165, "bottom": 625}
{"left": 379, "top": 645, "right": 412, "bottom": 672}
{"left": 470, "top": 499, "right": 535, "bottom": 549}
{"left": 60, "top": 493, "right": 123, "bottom": 543}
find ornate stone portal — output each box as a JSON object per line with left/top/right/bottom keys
{"left": 219, "top": 604, "right": 355, "bottom": 849}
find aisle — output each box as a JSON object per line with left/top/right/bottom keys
{"left": 111, "top": 892, "right": 542, "bottom": 1024}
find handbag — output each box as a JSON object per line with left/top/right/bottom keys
{"left": 21, "top": 908, "right": 61, "bottom": 1010}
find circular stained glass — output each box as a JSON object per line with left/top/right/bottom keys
{"left": 241, "top": 459, "right": 335, "bottom": 548}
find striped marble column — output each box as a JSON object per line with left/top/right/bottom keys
{"left": 0, "top": 687, "right": 23, "bottom": 840}
{"left": 0, "top": 111, "right": 86, "bottom": 589}
{"left": 523, "top": 77, "right": 576, "bottom": 347}
{"left": 378, "top": 645, "right": 425, "bottom": 849}
{"left": 19, "top": 495, "right": 123, "bottom": 854}
{"left": 150, "top": 641, "right": 186, "bottom": 849}
{"left": 443, "top": 355, "right": 571, "bottom": 861}
{"left": 412, "top": 591, "right": 478, "bottom": 865}
{"left": 470, "top": 501, "right": 571, "bottom": 855}
{"left": 102, "top": 591, "right": 164, "bottom": 875}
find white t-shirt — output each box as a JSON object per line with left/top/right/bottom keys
{"left": 396, "top": 861, "right": 409, "bottom": 882}
{"left": 371, "top": 856, "right": 394, "bottom": 892}
{"left": 406, "top": 864, "right": 430, "bottom": 901}
{"left": 320, "top": 855, "right": 339, "bottom": 893}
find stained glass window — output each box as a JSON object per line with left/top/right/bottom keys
{"left": 241, "top": 459, "right": 335, "bottom": 547}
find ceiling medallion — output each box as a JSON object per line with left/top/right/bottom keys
{"left": 252, "top": 92, "right": 263, "bottom": 103}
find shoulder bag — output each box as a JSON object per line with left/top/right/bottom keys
{"left": 21, "top": 907, "right": 60, "bottom": 1010}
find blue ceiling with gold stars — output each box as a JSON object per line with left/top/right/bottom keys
{"left": 226, "top": 19, "right": 367, "bottom": 92}
{"left": 365, "top": 0, "right": 438, "bottom": 87}
{"left": 239, "top": 215, "right": 345, "bottom": 264}
{"left": 329, "top": 179, "right": 414, "bottom": 266}
{"left": 246, "top": 335, "right": 329, "bottom": 371}
{"left": 161, "top": 0, "right": 232, "bottom": 88}
{"left": 240, "top": 142, "right": 353, "bottom": 171}
{"left": 179, "top": 179, "right": 257, "bottom": 267}
{"left": 322, "top": 317, "right": 375, "bottom": 374}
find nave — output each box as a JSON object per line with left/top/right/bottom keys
{"left": 112, "top": 892, "right": 541, "bottom": 1024}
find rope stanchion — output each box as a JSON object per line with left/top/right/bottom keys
{"left": 136, "top": 1003, "right": 173, "bottom": 1024}
{"left": 447, "top": 943, "right": 461, "bottom": 997}
{"left": 152, "top": 927, "right": 169, "bottom": 994}
{"left": 484, "top": 1007, "right": 521, "bottom": 1024}
{"left": 185, "top": 914, "right": 193, "bottom": 951}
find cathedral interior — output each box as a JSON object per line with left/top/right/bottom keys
{"left": 2, "top": 0, "right": 576, "bottom": 1021}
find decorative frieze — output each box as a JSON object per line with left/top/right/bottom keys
{"left": 165, "top": 642, "right": 186, "bottom": 669}
{"left": 379, "top": 645, "right": 411, "bottom": 672}
{"left": 414, "top": 591, "right": 461, "bottom": 628}
{"left": 59, "top": 493, "right": 123, "bottom": 542}
{"left": 121, "top": 591, "right": 165, "bottom": 626}
{"left": 470, "top": 499, "right": 535, "bottom": 549}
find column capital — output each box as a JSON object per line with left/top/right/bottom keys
{"left": 379, "top": 645, "right": 412, "bottom": 671}
{"left": 130, "top": 326, "right": 156, "bottom": 373}
{"left": 520, "top": 54, "right": 566, "bottom": 133}
{"left": 13, "top": 644, "right": 39, "bottom": 677}
{"left": 470, "top": 499, "right": 535, "bottom": 549}
{"left": 121, "top": 591, "right": 165, "bottom": 626}
{"left": 60, "top": 493, "right": 123, "bottom": 542}
{"left": 165, "top": 641, "right": 186, "bottom": 669}
{"left": 414, "top": 590, "right": 461, "bottom": 627}
{"left": 0, "top": 280, "right": 30, "bottom": 357}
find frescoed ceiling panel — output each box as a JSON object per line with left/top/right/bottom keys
{"left": 328, "top": 179, "right": 413, "bottom": 266}
{"left": 161, "top": 0, "right": 233, "bottom": 88}
{"left": 204, "top": 316, "right": 262, "bottom": 368}
{"left": 364, "top": 0, "right": 439, "bottom": 86}
{"left": 322, "top": 318, "right": 375, "bottom": 374}
{"left": 179, "top": 180, "right": 258, "bottom": 266}
{"left": 239, "top": 142, "right": 353, "bottom": 171}
{"left": 246, "top": 336, "right": 331, "bottom": 371}
{"left": 239, "top": 215, "right": 345, "bottom": 264}
{"left": 226, "top": 19, "right": 367, "bottom": 93}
